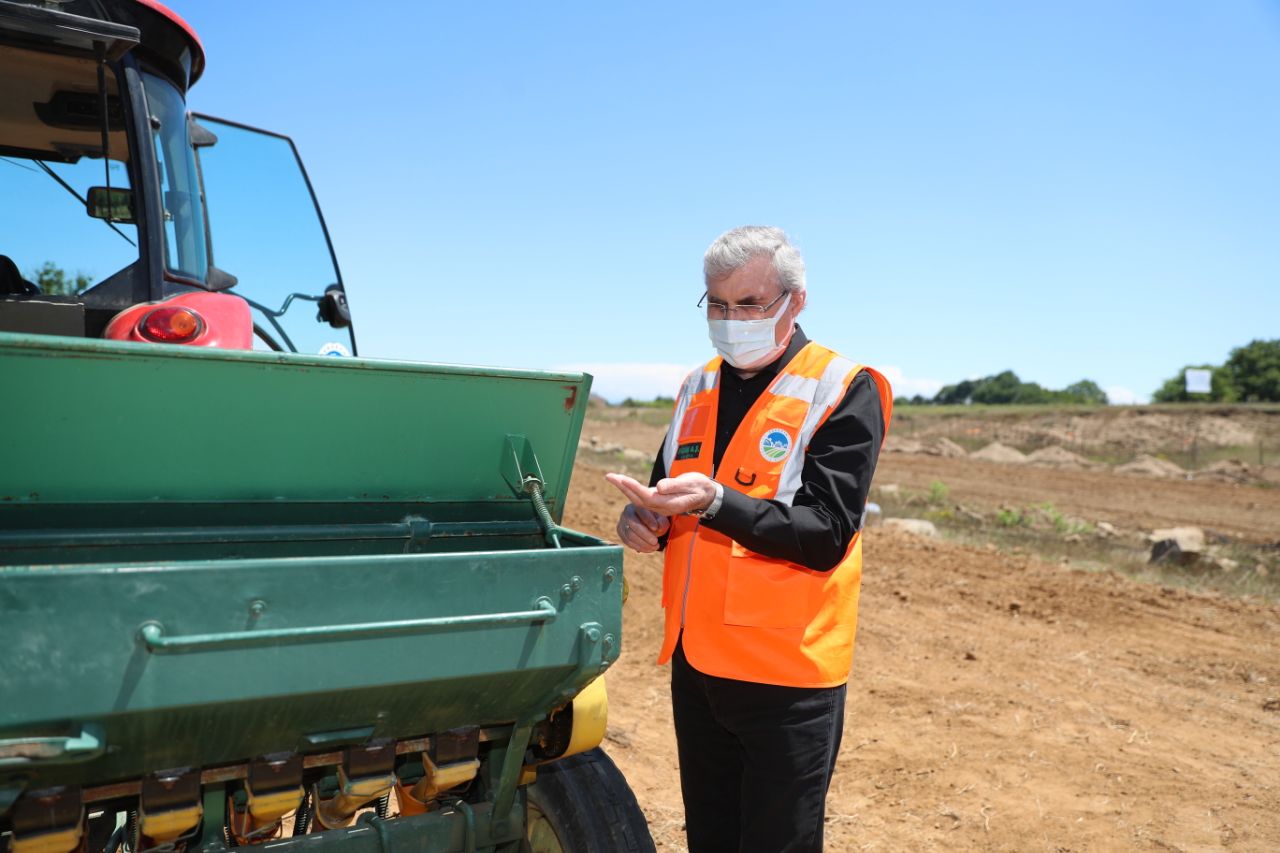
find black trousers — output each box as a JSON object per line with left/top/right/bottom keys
{"left": 671, "top": 641, "right": 847, "bottom": 853}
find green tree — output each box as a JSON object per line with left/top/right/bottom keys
{"left": 1151, "top": 365, "right": 1237, "bottom": 403}
{"left": 933, "top": 371, "right": 1108, "bottom": 405}
{"left": 933, "top": 378, "right": 977, "bottom": 405}
{"left": 967, "top": 371, "right": 1056, "bottom": 404}
{"left": 968, "top": 370, "right": 1023, "bottom": 404}
{"left": 29, "top": 262, "right": 92, "bottom": 296}
{"left": 1061, "top": 379, "right": 1109, "bottom": 405}
{"left": 1222, "top": 339, "right": 1280, "bottom": 402}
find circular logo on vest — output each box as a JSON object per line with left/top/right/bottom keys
{"left": 759, "top": 428, "right": 793, "bottom": 462}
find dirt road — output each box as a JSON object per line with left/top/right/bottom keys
{"left": 566, "top": 421, "right": 1280, "bottom": 850}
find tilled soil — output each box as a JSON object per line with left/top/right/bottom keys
{"left": 890, "top": 407, "right": 1280, "bottom": 456}
{"left": 565, "top": 424, "right": 1280, "bottom": 851}
{"left": 876, "top": 455, "right": 1280, "bottom": 545}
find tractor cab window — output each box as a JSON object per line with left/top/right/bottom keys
{"left": 141, "top": 72, "right": 208, "bottom": 284}
{"left": 0, "top": 44, "right": 137, "bottom": 298}
{"left": 191, "top": 116, "right": 355, "bottom": 356}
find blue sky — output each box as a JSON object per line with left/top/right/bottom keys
{"left": 181, "top": 1, "right": 1280, "bottom": 403}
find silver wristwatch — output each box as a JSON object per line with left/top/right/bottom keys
{"left": 688, "top": 481, "right": 724, "bottom": 520}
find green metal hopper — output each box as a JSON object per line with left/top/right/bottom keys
{"left": 0, "top": 333, "right": 627, "bottom": 853}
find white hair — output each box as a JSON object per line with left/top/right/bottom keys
{"left": 703, "top": 225, "right": 806, "bottom": 293}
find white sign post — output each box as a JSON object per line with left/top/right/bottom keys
{"left": 1183, "top": 369, "right": 1212, "bottom": 473}
{"left": 1185, "top": 369, "right": 1212, "bottom": 395}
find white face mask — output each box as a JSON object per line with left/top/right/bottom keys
{"left": 707, "top": 293, "right": 793, "bottom": 369}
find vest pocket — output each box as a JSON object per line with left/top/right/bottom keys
{"left": 723, "top": 542, "right": 819, "bottom": 628}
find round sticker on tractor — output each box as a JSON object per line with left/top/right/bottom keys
{"left": 759, "top": 428, "right": 793, "bottom": 462}
{"left": 319, "top": 342, "right": 350, "bottom": 357}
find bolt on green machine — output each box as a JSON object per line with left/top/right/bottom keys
{"left": 0, "top": 2, "right": 652, "bottom": 852}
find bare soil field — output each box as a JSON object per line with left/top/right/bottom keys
{"left": 566, "top": 408, "right": 1280, "bottom": 851}
{"left": 890, "top": 404, "right": 1280, "bottom": 463}
{"left": 878, "top": 454, "right": 1280, "bottom": 545}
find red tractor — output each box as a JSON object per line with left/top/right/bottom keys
{"left": 0, "top": 3, "right": 653, "bottom": 853}
{"left": 0, "top": 0, "right": 354, "bottom": 356}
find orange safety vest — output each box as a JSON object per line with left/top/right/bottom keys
{"left": 658, "top": 341, "right": 893, "bottom": 688}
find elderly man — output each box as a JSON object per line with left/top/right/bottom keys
{"left": 606, "top": 226, "right": 892, "bottom": 852}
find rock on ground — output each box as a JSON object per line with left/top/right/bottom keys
{"left": 1148, "top": 526, "right": 1206, "bottom": 564}
{"left": 883, "top": 518, "right": 940, "bottom": 538}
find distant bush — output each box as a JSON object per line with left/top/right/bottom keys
{"left": 619, "top": 396, "right": 675, "bottom": 409}
{"left": 996, "top": 507, "right": 1025, "bottom": 527}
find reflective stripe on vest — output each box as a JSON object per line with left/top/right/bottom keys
{"left": 657, "top": 341, "right": 893, "bottom": 688}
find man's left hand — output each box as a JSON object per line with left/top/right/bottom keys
{"left": 606, "top": 471, "right": 717, "bottom": 517}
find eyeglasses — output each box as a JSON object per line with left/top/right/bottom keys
{"left": 697, "top": 289, "right": 788, "bottom": 320}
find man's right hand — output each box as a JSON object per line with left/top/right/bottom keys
{"left": 615, "top": 503, "right": 671, "bottom": 553}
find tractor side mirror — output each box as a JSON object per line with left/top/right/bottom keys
{"left": 317, "top": 285, "right": 351, "bottom": 328}
{"left": 189, "top": 117, "right": 218, "bottom": 148}
{"left": 86, "top": 187, "right": 136, "bottom": 224}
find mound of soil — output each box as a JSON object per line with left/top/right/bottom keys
{"left": 1026, "top": 445, "right": 1094, "bottom": 468}
{"left": 885, "top": 437, "right": 925, "bottom": 454}
{"left": 1195, "top": 458, "right": 1255, "bottom": 484}
{"left": 927, "top": 436, "right": 967, "bottom": 457}
{"left": 970, "top": 442, "right": 1027, "bottom": 464}
{"left": 884, "top": 436, "right": 967, "bottom": 457}
{"left": 1116, "top": 453, "right": 1185, "bottom": 479}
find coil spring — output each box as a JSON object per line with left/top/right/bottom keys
{"left": 292, "top": 791, "right": 313, "bottom": 837}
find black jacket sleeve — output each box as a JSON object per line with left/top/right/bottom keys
{"left": 701, "top": 371, "right": 884, "bottom": 572}
{"left": 649, "top": 431, "right": 669, "bottom": 489}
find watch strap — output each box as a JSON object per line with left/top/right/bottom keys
{"left": 700, "top": 481, "right": 725, "bottom": 520}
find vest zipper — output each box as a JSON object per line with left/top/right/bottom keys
{"left": 679, "top": 518, "right": 700, "bottom": 629}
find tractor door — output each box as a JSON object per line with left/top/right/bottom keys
{"left": 190, "top": 115, "right": 356, "bottom": 356}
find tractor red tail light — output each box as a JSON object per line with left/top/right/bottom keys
{"left": 138, "top": 306, "right": 205, "bottom": 343}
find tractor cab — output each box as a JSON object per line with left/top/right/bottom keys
{"left": 0, "top": 0, "right": 356, "bottom": 357}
